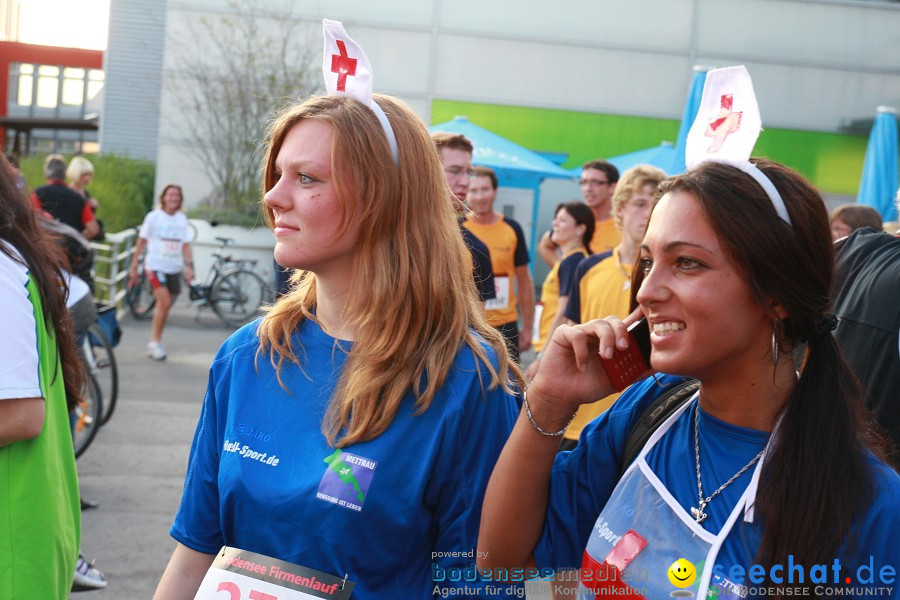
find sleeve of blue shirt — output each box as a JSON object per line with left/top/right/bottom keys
{"left": 426, "top": 343, "right": 522, "bottom": 597}
{"left": 169, "top": 327, "right": 257, "bottom": 554}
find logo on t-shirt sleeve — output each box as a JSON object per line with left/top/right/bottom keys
{"left": 316, "top": 449, "right": 377, "bottom": 512}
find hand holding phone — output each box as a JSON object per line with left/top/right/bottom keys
{"left": 598, "top": 318, "right": 652, "bottom": 392}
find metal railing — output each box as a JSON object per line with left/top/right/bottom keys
{"left": 90, "top": 228, "right": 138, "bottom": 311}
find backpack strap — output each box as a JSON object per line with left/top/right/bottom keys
{"left": 619, "top": 378, "right": 699, "bottom": 477}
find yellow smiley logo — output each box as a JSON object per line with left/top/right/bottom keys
{"left": 667, "top": 558, "right": 697, "bottom": 588}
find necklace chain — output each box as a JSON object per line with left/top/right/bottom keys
{"left": 691, "top": 403, "right": 765, "bottom": 524}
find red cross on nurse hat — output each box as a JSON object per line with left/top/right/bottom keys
{"left": 685, "top": 65, "right": 792, "bottom": 227}
{"left": 322, "top": 19, "right": 399, "bottom": 163}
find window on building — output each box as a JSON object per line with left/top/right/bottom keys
{"left": 87, "top": 69, "right": 104, "bottom": 101}
{"left": 36, "top": 65, "right": 60, "bottom": 109}
{"left": 15, "top": 63, "right": 34, "bottom": 106}
{"left": 62, "top": 67, "right": 85, "bottom": 106}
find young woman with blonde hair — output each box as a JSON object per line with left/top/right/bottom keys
{"left": 154, "top": 93, "right": 522, "bottom": 599}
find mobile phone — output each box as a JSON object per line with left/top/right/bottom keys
{"left": 598, "top": 318, "right": 652, "bottom": 392}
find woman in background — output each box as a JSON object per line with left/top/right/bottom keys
{"left": 530, "top": 202, "right": 593, "bottom": 368}
{"left": 128, "top": 184, "right": 194, "bottom": 361}
{"left": 66, "top": 156, "right": 97, "bottom": 210}
{"left": 830, "top": 203, "right": 883, "bottom": 240}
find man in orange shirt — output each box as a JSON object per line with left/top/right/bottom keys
{"left": 464, "top": 166, "right": 534, "bottom": 363}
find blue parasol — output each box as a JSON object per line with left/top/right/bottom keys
{"left": 858, "top": 106, "right": 899, "bottom": 222}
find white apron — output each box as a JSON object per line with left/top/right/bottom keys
{"left": 578, "top": 394, "right": 770, "bottom": 599}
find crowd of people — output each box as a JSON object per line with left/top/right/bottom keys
{"left": 2, "top": 36, "right": 898, "bottom": 600}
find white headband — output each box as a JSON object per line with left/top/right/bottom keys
{"left": 322, "top": 20, "right": 399, "bottom": 163}
{"left": 685, "top": 66, "right": 792, "bottom": 227}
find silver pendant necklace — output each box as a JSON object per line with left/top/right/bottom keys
{"left": 691, "top": 403, "right": 765, "bottom": 524}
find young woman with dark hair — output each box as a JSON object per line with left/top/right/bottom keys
{"left": 478, "top": 159, "right": 899, "bottom": 599}
{"left": 0, "top": 156, "right": 84, "bottom": 598}
{"left": 531, "top": 201, "right": 594, "bottom": 357}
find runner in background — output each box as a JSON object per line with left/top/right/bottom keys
{"left": 464, "top": 166, "right": 534, "bottom": 363}
{"left": 128, "top": 184, "right": 194, "bottom": 361}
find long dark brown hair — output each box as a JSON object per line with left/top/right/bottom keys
{"left": 632, "top": 159, "right": 884, "bottom": 582}
{"left": 1, "top": 157, "right": 83, "bottom": 410}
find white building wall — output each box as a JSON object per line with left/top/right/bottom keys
{"left": 101, "top": 0, "right": 900, "bottom": 205}
{"left": 99, "top": 0, "right": 167, "bottom": 161}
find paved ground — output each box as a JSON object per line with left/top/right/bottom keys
{"left": 70, "top": 299, "right": 542, "bottom": 598}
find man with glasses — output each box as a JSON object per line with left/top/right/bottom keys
{"left": 432, "top": 131, "right": 496, "bottom": 303}
{"left": 537, "top": 160, "right": 621, "bottom": 266}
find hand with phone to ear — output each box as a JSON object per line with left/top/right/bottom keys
{"left": 527, "top": 308, "right": 653, "bottom": 418}
{"left": 478, "top": 308, "right": 653, "bottom": 572}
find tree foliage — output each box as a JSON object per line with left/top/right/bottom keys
{"left": 167, "top": 1, "right": 318, "bottom": 223}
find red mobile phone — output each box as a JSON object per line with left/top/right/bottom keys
{"left": 598, "top": 318, "right": 652, "bottom": 392}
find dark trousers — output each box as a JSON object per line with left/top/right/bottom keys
{"left": 495, "top": 321, "right": 520, "bottom": 364}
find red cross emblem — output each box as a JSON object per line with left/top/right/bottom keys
{"left": 704, "top": 94, "right": 742, "bottom": 153}
{"left": 331, "top": 39, "right": 357, "bottom": 92}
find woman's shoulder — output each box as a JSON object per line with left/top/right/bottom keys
{"left": 0, "top": 241, "right": 27, "bottom": 276}
{"left": 440, "top": 332, "right": 515, "bottom": 403}
{"left": 863, "top": 452, "right": 900, "bottom": 506}
{"left": 212, "top": 318, "right": 264, "bottom": 367}
{"left": 578, "top": 374, "right": 694, "bottom": 447}
{"left": 607, "top": 373, "right": 694, "bottom": 420}
{"left": 452, "top": 330, "right": 500, "bottom": 368}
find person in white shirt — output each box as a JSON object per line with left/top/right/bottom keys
{"left": 128, "top": 184, "right": 194, "bottom": 361}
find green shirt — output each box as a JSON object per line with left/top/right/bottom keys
{"left": 0, "top": 255, "right": 80, "bottom": 599}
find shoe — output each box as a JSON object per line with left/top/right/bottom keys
{"left": 80, "top": 497, "right": 99, "bottom": 510}
{"left": 147, "top": 341, "right": 167, "bottom": 361}
{"left": 72, "top": 553, "right": 107, "bottom": 591}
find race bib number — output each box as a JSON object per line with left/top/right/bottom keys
{"left": 484, "top": 275, "right": 510, "bottom": 311}
{"left": 194, "top": 547, "right": 354, "bottom": 600}
{"left": 159, "top": 238, "right": 182, "bottom": 263}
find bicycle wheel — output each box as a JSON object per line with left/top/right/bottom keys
{"left": 210, "top": 267, "right": 267, "bottom": 327}
{"left": 86, "top": 322, "right": 119, "bottom": 426}
{"left": 126, "top": 269, "right": 156, "bottom": 319}
{"left": 73, "top": 375, "right": 103, "bottom": 459}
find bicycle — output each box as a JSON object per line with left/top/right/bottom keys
{"left": 73, "top": 372, "right": 102, "bottom": 459}
{"left": 127, "top": 237, "right": 270, "bottom": 328}
{"left": 83, "top": 310, "right": 119, "bottom": 426}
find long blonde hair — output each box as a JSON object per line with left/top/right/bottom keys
{"left": 257, "top": 94, "right": 523, "bottom": 447}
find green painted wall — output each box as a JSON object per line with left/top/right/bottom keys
{"left": 432, "top": 99, "right": 869, "bottom": 196}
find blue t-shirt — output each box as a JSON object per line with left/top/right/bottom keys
{"left": 535, "top": 375, "right": 900, "bottom": 597}
{"left": 171, "top": 318, "right": 520, "bottom": 599}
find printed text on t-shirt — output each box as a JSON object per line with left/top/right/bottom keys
{"left": 223, "top": 440, "right": 280, "bottom": 466}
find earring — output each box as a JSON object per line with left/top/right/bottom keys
{"left": 771, "top": 319, "right": 780, "bottom": 367}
